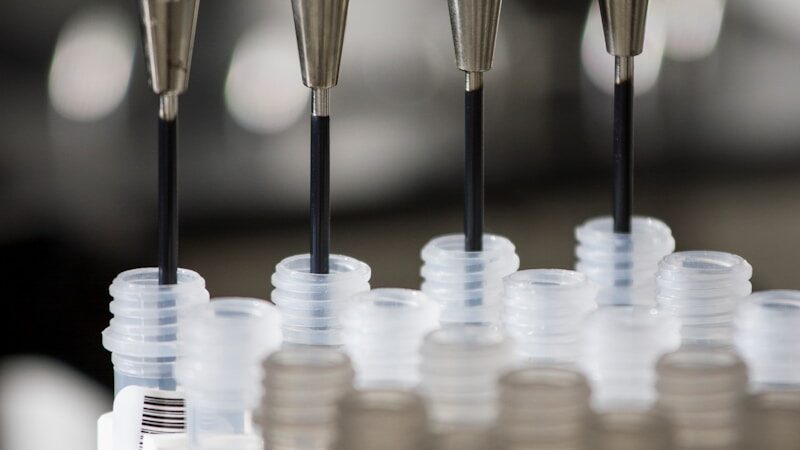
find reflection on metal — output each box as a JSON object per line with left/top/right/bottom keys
{"left": 581, "top": 1, "right": 665, "bottom": 96}
{"left": 447, "top": 0, "right": 503, "bottom": 73}
{"left": 291, "top": 0, "right": 350, "bottom": 89}
{"left": 138, "top": 0, "right": 199, "bottom": 96}
{"left": 597, "top": 0, "right": 650, "bottom": 57}
{"left": 48, "top": 7, "right": 135, "bottom": 122}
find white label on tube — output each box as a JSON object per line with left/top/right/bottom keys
{"left": 113, "top": 386, "right": 185, "bottom": 450}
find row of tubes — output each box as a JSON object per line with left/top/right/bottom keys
{"left": 101, "top": 216, "right": 800, "bottom": 449}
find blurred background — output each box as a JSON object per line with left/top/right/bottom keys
{"left": 2, "top": 0, "right": 800, "bottom": 447}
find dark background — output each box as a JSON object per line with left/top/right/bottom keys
{"left": 1, "top": 0, "right": 798, "bottom": 414}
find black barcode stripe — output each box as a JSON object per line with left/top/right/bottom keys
{"left": 138, "top": 394, "right": 186, "bottom": 450}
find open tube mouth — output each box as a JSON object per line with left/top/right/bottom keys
{"left": 274, "top": 254, "right": 371, "bottom": 284}
{"left": 110, "top": 267, "right": 207, "bottom": 298}
{"left": 658, "top": 251, "right": 752, "bottom": 283}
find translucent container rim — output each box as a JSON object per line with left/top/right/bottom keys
{"left": 273, "top": 254, "right": 371, "bottom": 286}
{"left": 657, "top": 251, "right": 752, "bottom": 282}
{"left": 421, "top": 234, "right": 517, "bottom": 263}
{"left": 109, "top": 267, "right": 206, "bottom": 298}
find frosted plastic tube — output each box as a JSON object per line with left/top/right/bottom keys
{"left": 176, "top": 298, "right": 282, "bottom": 450}
{"left": 579, "top": 306, "right": 680, "bottom": 411}
{"left": 502, "top": 269, "right": 597, "bottom": 366}
{"left": 495, "top": 367, "right": 592, "bottom": 450}
{"left": 591, "top": 411, "right": 672, "bottom": 450}
{"left": 657, "top": 251, "right": 752, "bottom": 347}
{"left": 419, "top": 326, "right": 514, "bottom": 429}
{"left": 272, "top": 254, "right": 371, "bottom": 347}
{"left": 342, "top": 288, "right": 439, "bottom": 388}
{"left": 575, "top": 216, "right": 675, "bottom": 306}
{"left": 334, "top": 390, "right": 433, "bottom": 450}
{"left": 743, "top": 390, "right": 800, "bottom": 450}
{"left": 655, "top": 348, "right": 748, "bottom": 449}
{"left": 736, "top": 290, "right": 800, "bottom": 390}
{"left": 256, "top": 347, "right": 354, "bottom": 450}
{"left": 421, "top": 234, "right": 520, "bottom": 326}
{"left": 102, "top": 267, "right": 210, "bottom": 395}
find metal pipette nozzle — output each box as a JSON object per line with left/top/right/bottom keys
{"left": 597, "top": 0, "right": 650, "bottom": 82}
{"left": 291, "top": 0, "right": 350, "bottom": 117}
{"left": 447, "top": 0, "right": 502, "bottom": 91}
{"left": 138, "top": 0, "right": 200, "bottom": 120}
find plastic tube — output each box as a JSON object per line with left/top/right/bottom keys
{"left": 342, "top": 288, "right": 439, "bottom": 388}
{"left": 502, "top": 269, "right": 597, "bottom": 366}
{"left": 176, "top": 298, "right": 282, "bottom": 450}
{"left": 421, "top": 234, "right": 520, "bottom": 326}
{"left": 657, "top": 251, "right": 752, "bottom": 347}
{"left": 736, "top": 290, "right": 800, "bottom": 391}
{"left": 256, "top": 347, "right": 354, "bottom": 450}
{"left": 575, "top": 216, "right": 675, "bottom": 306}
{"left": 495, "top": 367, "right": 592, "bottom": 450}
{"left": 579, "top": 306, "right": 680, "bottom": 411}
{"left": 591, "top": 411, "right": 672, "bottom": 450}
{"left": 102, "top": 267, "right": 210, "bottom": 395}
{"left": 334, "top": 390, "right": 433, "bottom": 450}
{"left": 743, "top": 390, "right": 800, "bottom": 450}
{"left": 419, "top": 326, "right": 514, "bottom": 430}
{"left": 271, "top": 254, "right": 371, "bottom": 347}
{"left": 655, "top": 348, "right": 748, "bottom": 450}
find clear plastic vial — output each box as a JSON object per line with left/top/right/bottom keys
{"left": 102, "top": 267, "right": 210, "bottom": 395}
{"left": 495, "top": 367, "right": 592, "bottom": 450}
{"left": 421, "top": 234, "right": 520, "bottom": 326}
{"left": 591, "top": 411, "right": 672, "bottom": 450}
{"left": 256, "top": 347, "right": 354, "bottom": 450}
{"left": 341, "top": 288, "right": 439, "bottom": 388}
{"left": 419, "top": 326, "right": 514, "bottom": 430}
{"left": 575, "top": 216, "right": 675, "bottom": 306}
{"left": 334, "top": 390, "right": 433, "bottom": 450}
{"left": 502, "top": 269, "right": 597, "bottom": 366}
{"left": 657, "top": 251, "right": 752, "bottom": 347}
{"left": 655, "top": 348, "right": 749, "bottom": 450}
{"left": 743, "top": 390, "right": 800, "bottom": 450}
{"left": 579, "top": 306, "right": 680, "bottom": 411}
{"left": 271, "top": 254, "right": 371, "bottom": 347}
{"left": 176, "top": 298, "right": 283, "bottom": 450}
{"left": 736, "top": 290, "right": 800, "bottom": 391}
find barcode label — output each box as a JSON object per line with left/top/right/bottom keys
{"left": 139, "top": 393, "right": 186, "bottom": 450}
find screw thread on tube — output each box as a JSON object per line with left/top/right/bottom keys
{"left": 502, "top": 269, "right": 597, "bottom": 366}
{"left": 657, "top": 251, "right": 752, "bottom": 348}
{"left": 342, "top": 289, "right": 439, "bottom": 389}
{"left": 256, "top": 348, "right": 354, "bottom": 450}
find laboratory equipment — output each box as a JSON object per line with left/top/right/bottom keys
{"left": 102, "top": 268, "right": 209, "bottom": 395}
{"left": 421, "top": 234, "right": 519, "bottom": 326}
{"left": 419, "top": 326, "right": 513, "bottom": 430}
{"left": 342, "top": 288, "right": 439, "bottom": 388}
{"left": 502, "top": 269, "right": 597, "bottom": 366}
{"left": 136, "top": 0, "right": 200, "bottom": 284}
{"left": 256, "top": 347, "right": 354, "bottom": 450}
{"left": 579, "top": 305, "right": 680, "bottom": 411}
{"left": 271, "top": 254, "right": 371, "bottom": 346}
{"left": 591, "top": 410, "right": 672, "bottom": 450}
{"left": 290, "top": 0, "right": 350, "bottom": 274}
{"left": 446, "top": 0, "right": 502, "bottom": 251}
{"left": 334, "top": 390, "right": 434, "bottom": 450}
{"left": 575, "top": 216, "right": 675, "bottom": 306}
{"left": 736, "top": 290, "right": 800, "bottom": 390}
{"left": 655, "top": 348, "right": 748, "bottom": 449}
{"left": 744, "top": 390, "right": 800, "bottom": 450}
{"left": 495, "top": 367, "right": 593, "bottom": 450}
{"left": 656, "top": 251, "right": 752, "bottom": 347}
{"left": 597, "top": 0, "right": 651, "bottom": 233}
{"left": 176, "top": 298, "right": 282, "bottom": 450}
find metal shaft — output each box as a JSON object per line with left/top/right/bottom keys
{"left": 310, "top": 89, "right": 331, "bottom": 274}
{"left": 613, "top": 56, "right": 633, "bottom": 234}
{"left": 465, "top": 72, "right": 484, "bottom": 252}
{"left": 158, "top": 95, "right": 179, "bottom": 284}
